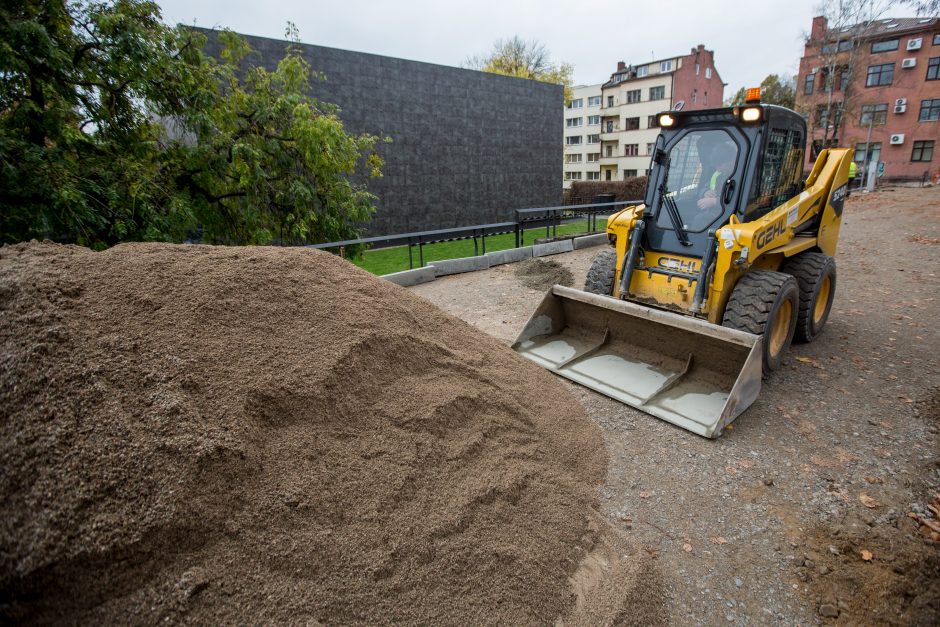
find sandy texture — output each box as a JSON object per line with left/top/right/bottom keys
{"left": 0, "top": 242, "right": 661, "bottom": 624}
{"left": 513, "top": 258, "right": 574, "bottom": 292}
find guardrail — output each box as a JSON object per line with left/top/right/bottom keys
{"left": 307, "top": 199, "right": 642, "bottom": 269}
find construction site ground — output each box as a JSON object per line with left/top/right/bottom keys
{"left": 410, "top": 186, "right": 940, "bottom": 625}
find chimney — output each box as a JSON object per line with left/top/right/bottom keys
{"left": 617, "top": 61, "right": 626, "bottom": 71}
{"left": 811, "top": 16, "right": 828, "bottom": 41}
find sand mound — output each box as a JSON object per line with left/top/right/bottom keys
{"left": 514, "top": 258, "right": 575, "bottom": 291}
{"left": 0, "top": 242, "right": 662, "bottom": 624}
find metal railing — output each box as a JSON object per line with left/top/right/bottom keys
{"left": 307, "top": 199, "right": 642, "bottom": 270}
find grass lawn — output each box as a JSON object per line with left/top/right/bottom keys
{"left": 347, "top": 217, "right": 609, "bottom": 275}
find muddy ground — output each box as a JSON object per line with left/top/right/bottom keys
{"left": 410, "top": 186, "right": 940, "bottom": 625}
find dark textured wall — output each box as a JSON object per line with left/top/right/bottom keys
{"left": 199, "top": 29, "right": 563, "bottom": 236}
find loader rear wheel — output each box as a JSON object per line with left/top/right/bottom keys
{"left": 722, "top": 271, "right": 799, "bottom": 376}
{"left": 781, "top": 252, "right": 837, "bottom": 343}
{"left": 584, "top": 249, "right": 617, "bottom": 296}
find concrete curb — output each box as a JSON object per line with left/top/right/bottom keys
{"left": 532, "top": 240, "right": 574, "bottom": 257}
{"left": 381, "top": 266, "right": 437, "bottom": 287}
{"left": 486, "top": 246, "right": 533, "bottom": 266}
{"left": 429, "top": 255, "right": 490, "bottom": 276}
{"left": 573, "top": 233, "right": 609, "bottom": 250}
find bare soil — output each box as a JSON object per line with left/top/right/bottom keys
{"left": 411, "top": 186, "right": 940, "bottom": 625}
{"left": 513, "top": 258, "right": 575, "bottom": 291}
{"left": 0, "top": 243, "right": 664, "bottom": 624}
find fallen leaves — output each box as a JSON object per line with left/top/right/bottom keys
{"left": 908, "top": 495, "right": 940, "bottom": 541}
{"left": 710, "top": 536, "right": 729, "bottom": 545}
{"left": 682, "top": 543, "right": 693, "bottom": 553}
{"left": 861, "top": 549, "right": 873, "bottom": 562}
{"left": 859, "top": 493, "right": 881, "bottom": 509}
{"left": 864, "top": 476, "right": 885, "bottom": 485}
{"left": 638, "top": 490, "right": 651, "bottom": 499}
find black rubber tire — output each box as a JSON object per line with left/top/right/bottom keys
{"left": 781, "top": 252, "right": 837, "bottom": 343}
{"left": 584, "top": 248, "right": 617, "bottom": 296}
{"left": 722, "top": 270, "right": 799, "bottom": 376}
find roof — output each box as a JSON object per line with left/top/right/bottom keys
{"left": 821, "top": 16, "right": 939, "bottom": 41}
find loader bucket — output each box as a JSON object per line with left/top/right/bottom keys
{"left": 511, "top": 285, "right": 762, "bottom": 438}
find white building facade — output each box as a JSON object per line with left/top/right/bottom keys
{"left": 563, "top": 84, "right": 603, "bottom": 188}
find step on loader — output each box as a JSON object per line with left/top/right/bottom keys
{"left": 513, "top": 92, "right": 851, "bottom": 438}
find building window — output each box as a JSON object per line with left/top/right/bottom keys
{"left": 587, "top": 95, "right": 601, "bottom": 107}
{"left": 912, "top": 140, "right": 934, "bottom": 161}
{"left": 587, "top": 134, "right": 600, "bottom": 144}
{"left": 804, "top": 73, "right": 815, "bottom": 95}
{"left": 692, "top": 89, "right": 697, "bottom": 103}
{"left": 586, "top": 171, "right": 600, "bottom": 181}
{"left": 637, "top": 65, "right": 648, "bottom": 77}
{"left": 695, "top": 63, "right": 700, "bottom": 75}
{"left": 606, "top": 170, "right": 612, "bottom": 181}
{"left": 565, "top": 136, "right": 582, "bottom": 145}
{"left": 660, "top": 60, "right": 673, "bottom": 72}
{"left": 605, "top": 119, "right": 615, "bottom": 132}
{"left": 920, "top": 98, "right": 940, "bottom": 121}
{"left": 705, "top": 67, "right": 712, "bottom": 79}
{"left": 607, "top": 95, "right": 614, "bottom": 107}
{"left": 648, "top": 115, "right": 660, "bottom": 129}
{"left": 587, "top": 115, "right": 601, "bottom": 125}
{"left": 649, "top": 85, "right": 665, "bottom": 100}
{"left": 564, "top": 154, "right": 583, "bottom": 164}
{"left": 587, "top": 153, "right": 599, "bottom": 163}
{"left": 624, "top": 169, "right": 638, "bottom": 178}
{"left": 646, "top": 142, "right": 654, "bottom": 155}
{"left": 935, "top": 33, "right": 940, "bottom": 45}
{"left": 605, "top": 145, "right": 613, "bottom": 157}
{"left": 626, "top": 89, "right": 641, "bottom": 103}
{"left": 854, "top": 142, "right": 881, "bottom": 163}
{"left": 704, "top": 91, "right": 708, "bottom": 105}
{"left": 866, "top": 63, "right": 894, "bottom": 86}
{"left": 840, "top": 69, "right": 850, "bottom": 90}
{"left": 871, "top": 39, "right": 899, "bottom": 53}
{"left": 564, "top": 171, "right": 583, "bottom": 181}
{"left": 815, "top": 103, "right": 843, "bottom": 127}
{"left": 928, "top": 57, "right": 940, "bottom": 80}
{"left": 625, "top": 144, "right": 639, "bottom": 156}
{"left": 859, "top": 103, "right": 888, "bottom": 125}
{"left": 624, "top": 117, "right": 640, "bottom": 130}
{"left": 566, "top": 117, "right": 582, "bottom": 127}
{"left": 567, "top": 98, "right": 583, "bottom": 109}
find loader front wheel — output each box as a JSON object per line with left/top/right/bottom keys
{"left": 584, "top": 249, "right": 618, "bottom": 296}
{"left": 722, "top": 271, "right": 799, "bottom": 376}
{"left": 781, "top": 252, "right": 837, "bottom": 343}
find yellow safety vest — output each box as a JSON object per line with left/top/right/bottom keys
{"left": 709, "top": 171, "right": 723, "bottom": 190}
{"left": 849, "top": 161, "right": 857, "bottom": 178}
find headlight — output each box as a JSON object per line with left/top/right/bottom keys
{"left": 659, "top": 114, "right": 675, "bottom": 127}
{"left": 741, "top": 107, "right": 761, "bottom": 122}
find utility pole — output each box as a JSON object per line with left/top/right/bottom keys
{"left": 863, "top": 113, "right": 875, "bottom": 191}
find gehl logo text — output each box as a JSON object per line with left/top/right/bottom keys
{"left": 755, "top": 217, "right": 787, "bottom": 249}
{"left": 657, "top": 257, "right": 700, "bottom": 274}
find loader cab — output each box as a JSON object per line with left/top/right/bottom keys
{"left": 643, "top": 105, "right": 807, "bottom": 258}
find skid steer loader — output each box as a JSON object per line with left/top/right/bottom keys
{"left": 513, "top": 93, "right": 851, "bottom": 438}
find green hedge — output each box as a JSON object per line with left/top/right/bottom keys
{"left": 564, "top": 177, "right": 648, "bottom": 206}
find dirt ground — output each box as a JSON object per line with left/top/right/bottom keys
{"left": 411, "top": 186, "right": 940, "bottom": 625}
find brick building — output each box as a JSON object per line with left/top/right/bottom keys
{"left": 592, "top": 45, "right": 725, "bottom": 182}
{"left": 796, "top": 16, "right": 940, "bottom": 182}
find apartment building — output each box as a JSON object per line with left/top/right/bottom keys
{"left": 563, "top": 84, "right": 603, "bottom": 188}
{"left": 796, "top": 16, "right": 940, "bottom": 181}
{"left": 598, "top": 45, "right": 724, "bottom": 181}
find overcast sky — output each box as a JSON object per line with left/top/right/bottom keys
{"left": 156, "top": 0, "right": 915, "bottom": 95}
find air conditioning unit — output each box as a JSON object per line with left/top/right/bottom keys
{"left": 896, "top": 98, "right": 908, "bottom": 106}
{"left": 895, "top": 103, "right": 907, "bottom": 113}
{"left": 890, "top": 133, "right": 905, "bottom": 145}
{"left": 906, "top": 37, "right": 923, "bottom": 50}
{"left": 901, "top": 57, "right": 917, "bottom": 69}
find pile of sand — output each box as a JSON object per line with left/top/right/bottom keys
{"left": 514, "top": 258, "right": 575, "bottom": 291}
{"left": 0, "top": 242, "right": 663, "bottom": 624}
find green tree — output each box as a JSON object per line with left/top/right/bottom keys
{"left": 726, "top": 74, "right": 796, "bottom": 108}
{"left": 0, "top": 0, "right": 384, "bottom": 247}
{"left": 464, "top": 36, "right": 573, "bottom": 103}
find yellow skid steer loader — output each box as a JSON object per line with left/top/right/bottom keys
{"left": 513, "top": 94, "right": 851, "bottom": 437}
